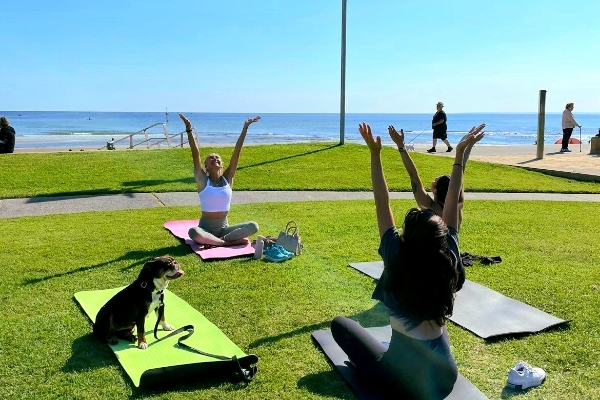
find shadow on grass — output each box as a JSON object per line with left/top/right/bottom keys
{"left": 121, "top": 177, "right": 195, "bottom": 190}
{"left": 129, "top": 376, "right": 253, "bottom": 399}
{"left": 297, "top": 370, "right": 355, "bottom": 399}
{"left": 25, "top": 191, "right": 119, "bottom": 202}
{"left": 501, "top": 385, "right": 540, "bottom": 398}
{"left": 63, "top": 334, "right": 253, "bottom": 398}
{"left": 21, "top": 246, "right": 191, "bottom": 286}
{"left": 236, "top": 143, "right": 342, "bottom": 171}
{"left": 62, "top": 332, "right": 116, "bottom": 373}
{"left": 482, "top": 322, "right": 571, "bottom": 344}
{"left": 24, "top": 178, "right": 196, "bottom": 200}
{"left": 247, "top": 302, "right": 389, "bottom": 350}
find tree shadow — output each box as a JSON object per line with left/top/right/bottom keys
{"left": 21, "top": 245, "right": 191, "bottom": 286}
{"left": 247, "top": 302, "right": 389, "bottom": 350}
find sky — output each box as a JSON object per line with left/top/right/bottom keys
{"left": 2, "top": 0, "right": 599, "bottom": 113}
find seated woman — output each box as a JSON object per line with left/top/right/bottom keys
{"left": 178, "top": 113, "right": 260, "bottom": 247}
{"left": 331, "top": 122, "right": 485, "bottom": 399}
{"left": 388, "top": 125, "right": 484, "bottom": 221}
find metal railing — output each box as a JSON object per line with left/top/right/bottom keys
{"left": 99, "top": 123, "right": 198, "bottom": 150}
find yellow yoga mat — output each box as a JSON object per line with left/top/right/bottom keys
{"left": 74, "top": 287, "right": 257, "bottom": 387}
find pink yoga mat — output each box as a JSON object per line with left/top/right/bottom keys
{"left": 164, "top": 220, "right": 255, "bottom": 261}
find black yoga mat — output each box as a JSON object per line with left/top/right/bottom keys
{"left": 348, "top": 261, "right": 570, "bottom": 340}
{"left": 312, "top": 325, "right": 489, "bottom": 400}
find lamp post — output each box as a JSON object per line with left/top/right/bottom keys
{"left": 340, "top": 0, "right": 347, "bottom": 145}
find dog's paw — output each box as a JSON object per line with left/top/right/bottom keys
{"left": 161, "top": 322, "right": 174, "bottom": 331}
{"left": 138, "top": 342, "right": 148, "bottom": 350}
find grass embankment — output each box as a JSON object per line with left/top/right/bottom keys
{"left": 0, "top": 143, "right": 598, "bottom": 198}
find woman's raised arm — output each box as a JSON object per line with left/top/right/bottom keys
{"left": 179, "top": 114, "right": 205, "bottom": 191}
{"left": 360, "top": 123, "right": 394, "bottom": 238}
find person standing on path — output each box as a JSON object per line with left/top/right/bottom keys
{"left": 427, "top": 102, "right": 453, "bottom": 153}
{"left": 560, "top": 102, "right": 581, "bottom": 153}
{"left": 0, "top": 117, "right": 16, "bottom": 154}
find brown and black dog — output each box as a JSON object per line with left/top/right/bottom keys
{"left": 93, "top": 255, "right": 184, "bottom": 349}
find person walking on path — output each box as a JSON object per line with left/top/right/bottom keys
{"left": 560, "top": 102, "right": 581, "bottom": 153}
{"left": 0, "top": 117, "right": 16, "bottom": 154}
{"left": 427, "top": 102, "right": 453, "bottom": 153}
{"left": 178, "top": 113, "right": 260, "bottom": 247}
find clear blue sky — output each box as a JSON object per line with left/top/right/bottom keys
{"left": 2, "top": 0, "right": 599, "bottom": 113}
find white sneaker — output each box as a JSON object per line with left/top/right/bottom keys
{"left": 507, "top": 361, "right": 546, "bottom": 390}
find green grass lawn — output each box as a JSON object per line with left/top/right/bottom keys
{"left": 1, "top": 200, "right": 598, "bottom": 399}
{"left": 0, "top": 143, "right": 598, "bottom": 198}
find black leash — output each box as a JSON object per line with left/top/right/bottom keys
{"left": 152, "top": 294, "right": 257, "bottom": 382}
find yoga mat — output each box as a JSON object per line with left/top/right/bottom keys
{"left": 164, "top": 220, "right": 255, "bottom": 260}
{"left": 75, "top": 287, "right": 257, "bottom": 387}
{"left": 312, "top": 325, "right": 488, "bottom": 400}
{"left": 348, "top": 261, "right": 570, "bottom": 340}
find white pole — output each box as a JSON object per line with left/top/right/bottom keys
{"left": 340, "top": 0, "right": 347, "bottom": 145}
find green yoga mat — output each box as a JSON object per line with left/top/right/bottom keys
{"left": 74, "top": 287, "right": 256, "bottom": 387}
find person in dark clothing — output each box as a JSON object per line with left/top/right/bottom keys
{"left": 427, "top": 102, "right": 453, "bottom": 153}
{"left": 331, "top": 122, "right": 485, "bottom": 399}
{"left": 0, "top": 117, "right": 15, "bottom": 154}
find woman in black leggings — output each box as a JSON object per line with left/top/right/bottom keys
{"left": 331, "top": 122, "right": 485, "bottom": 399}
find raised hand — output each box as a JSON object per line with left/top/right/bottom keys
{"left": 456, "top": 124, "right": 485, "bottom": 153}
{"left": 388, "top": 125, "right": 405, "bottom": 148}
{"left": 359, "top": 122, "right": 381, "bottom": 152}
{"left": 179, "top": 114, "right": 192, "bottom": 131}
{"left": 244, "top": 116, "right": 261, "bottom": 127}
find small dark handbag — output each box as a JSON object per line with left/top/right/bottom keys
{"left": 276, "top": 221, "right": 302, "bottom": 255}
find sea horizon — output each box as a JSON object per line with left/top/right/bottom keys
{"left": 2, "top": 111, "right": 599, "bottom": 150}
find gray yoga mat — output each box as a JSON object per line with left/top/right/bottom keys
{"left": 348, "top": 261, "right": 570, "bottom": 340}
{"left": 312, "top": 325, "right": 489, "bottom": 400}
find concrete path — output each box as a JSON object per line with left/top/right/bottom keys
{"left": 2, "top": 143, "right": 599, "bottom": 219}
{"left": 2, "top": 190, "right": 600, "bottom": 219}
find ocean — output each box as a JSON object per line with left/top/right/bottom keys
{"left": 2, "top": 111, "right": 600, "bottom": 150}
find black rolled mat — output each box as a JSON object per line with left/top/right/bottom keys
{"left": 348, "top": 261, "right": 570, "bottom": 340}
{"left": 312, "top": 325, "right": 489, "bottom": 400}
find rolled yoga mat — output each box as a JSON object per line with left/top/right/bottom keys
{"left": 164, "top": 220, "right": 255, "bottom": 261}
{"left": 74, "top": 287, "right": 258, "bottom": 387}
{"left": 312, "top": 325, "right": 489, "bottom": 400}
{"left": 348, "top": 261, "right": 570, "bottom": 340}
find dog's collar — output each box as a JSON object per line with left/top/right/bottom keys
{"left": 139, "top": 281, "right": 154, "bottom": 291}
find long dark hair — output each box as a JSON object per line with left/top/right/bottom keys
{"left": 384, "top": 207, "right": 458, "bottom": 329}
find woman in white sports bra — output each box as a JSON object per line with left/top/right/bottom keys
{"left": 178, "top": 113, "right": 260, "bottom": 247}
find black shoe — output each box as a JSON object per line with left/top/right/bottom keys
{"left": 426, "top": 147, "right": 436, "bottom": 153}
{"left": 446, "top": 146, "right": 453, "bottom": 152}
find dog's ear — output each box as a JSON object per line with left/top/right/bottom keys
{"left": 138, "top": 258, "right": 163, "bottom": 284}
